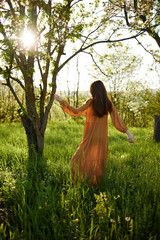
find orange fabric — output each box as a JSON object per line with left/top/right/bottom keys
{"left": 60, "top": 99, "right": 128, "bottom": 186}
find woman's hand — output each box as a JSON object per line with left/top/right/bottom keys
{"left": 128, "top": 137, "right": 135, "bottom": 144}
{"left": 54, "top": 94, "right": 62, "bottom": 102}
{"left": 126, "top": 130, "right": 135, "bottom": 144}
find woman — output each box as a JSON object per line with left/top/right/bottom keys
{"left": 54, "top": 80, "right": 135, "bottom": 186}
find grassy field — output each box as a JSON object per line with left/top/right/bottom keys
{"left": 0, "top": 120, "right": 160, "bottom": 240}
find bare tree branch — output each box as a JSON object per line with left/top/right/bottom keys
{"left": 50, "top": 46, "right": 57, "bottom": 56}
{"left": 71, "top": 0, "right": 83, "bottom": 8}
{"left": 3, "top": 52, "right": 24, "bottom": 110}
{"left": 81, "top": 22, "right": 103, "bottom": 48}
{"left": 37, "top": 57, "right": 43, "bottom": 79}
{"left": 39, "top": 26, "right": 46, "bottom": 36}
{"left": 15, "top": 53, "right": 28, "bottom": 80}
{"left": 41, "top": 44, "right": 65, "bottom": 134}
{"left": 3, "top": 81, "right": 24, "bottom": 110}
{"left": 83, "top": 51, "right": 110, "bottom": 78}
{"left": 108, "top": 28, "right": 118, "bottom": 40}
{"left": 135, "top": 37, "right": 159, "bottom": 62}
{"left": 133, "top": 0, "right": 137, "bottom": 10}
{"left": 39, "top": 41, "right": 51, "bottom": 123}
{"left": 6, "top": 0, "right": 16, "bottom": 18}
{"left": 145, "top": 27, "right": 160, "bottom": 48}
{"left": 44, "top": 40, "right": 52, "bottom": 80}
{"left": 58, "top": 30, "right": 145, "bottom": 72}
{"left": 124, "top": 3, "right": 130, "bottom": 26}
{"left": 10, "top": 76, "right": 25, "bottom": 89}
{"left": 141, "top": 23, "right": 160, "bottom": 32}
{"left": 39, "top": 1, "right": 52, "bottom": 124}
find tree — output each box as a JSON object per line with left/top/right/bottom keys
{"left": 107, "top": 0, "right": 160, "bottom": 60}
{"left": 89, "top": 43, "right": 142, "bottom": 104}
{"left": 115, "top": 0, "right": 160, "bottom": 139}
{"left": 0, "top": 0, "right": 152, "bottom": 158}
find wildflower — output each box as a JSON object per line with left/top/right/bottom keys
{"left": 73, "top": 218, "right": 79, "bottom": 222}
{"left": 45, "top": 202, "right": 48, "bottom": 206}
{"left": 121, "top": 155, "right": 124, "bottom": 158}
{"left": 113, "top": 195, "right": 120, "bottom": 200}
{"left": 110, "top": 219, "right": 115, "bottom": 223}
{"left": 125, "top": 217, "right": 131, "bottom": 222}
{"left": 63, "top": 219, "right": 66, "bottom": 223}
{"left": 38, "top": 206, "right": 42, "bottom": 210}
{"left": 71, "top": 211, "right": 76, "bottom": 216}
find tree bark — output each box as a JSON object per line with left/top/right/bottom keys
{"left": 154, "top": 115, "right": 160, "bottom": 143}
{"left": 18, "top": 110, "right": 44, "bottom": 158}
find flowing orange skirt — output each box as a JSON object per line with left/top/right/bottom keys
{"left": 60, "top": 99, "right": 127, "bottom": 186}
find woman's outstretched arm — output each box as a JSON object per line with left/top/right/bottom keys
{"left": 110, "top": 102, "right": 135, "bottom": 143}
{"left": 54, "top": 94, "right": 91, "bottom": 116}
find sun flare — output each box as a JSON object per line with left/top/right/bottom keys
{"left": 21, "top": 30, "right": 35, "bottom": 48}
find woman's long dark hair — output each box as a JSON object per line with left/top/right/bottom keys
{"left": 90, "top": 80, "right": 112, "bottom": 117}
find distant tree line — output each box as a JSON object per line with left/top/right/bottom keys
{"left": 1, "top": 79, "right": 160, "bottom": 128}
{"left": 109, "top": 85, "right": 160, "bottom": 128}
{"left": 0, "top": 80, "right": 24, "bottom": 122}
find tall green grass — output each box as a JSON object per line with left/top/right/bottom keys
{"left": 0, "top": 121, "right": 160, "bottom": 239}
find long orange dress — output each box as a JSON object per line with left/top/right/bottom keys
{"left": 60, "top": 99, "right": 128, "bottom": 186}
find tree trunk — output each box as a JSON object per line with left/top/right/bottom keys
{"left": 154, "top": 115, "right": 160, "bottom": 143}
{"left": 18, "top": 110, "right": 44, "bottom": 158}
